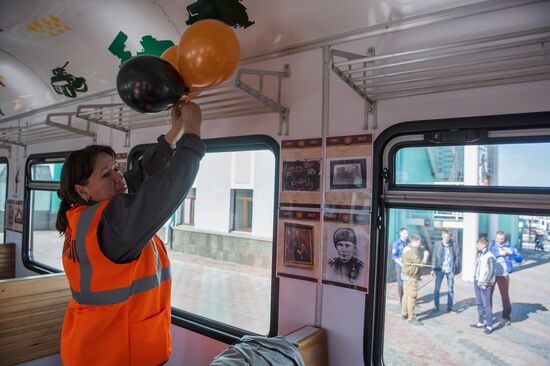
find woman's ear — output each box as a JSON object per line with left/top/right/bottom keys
{"left": 74, "top": 184, "right": 89, "bottom": 202}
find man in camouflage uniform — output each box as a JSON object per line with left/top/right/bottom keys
{"left": 401, "top": 235, "right": 430, "bottom": 325}
{"left": 327, "top": 227, "right": 364, "bottom": 284}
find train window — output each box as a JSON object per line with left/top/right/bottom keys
{"left": 395, "top": 143, "right": 550, "bottom": 188}
{"left": 384, "top": 208, "right": 550, "bottom": 366}
{"left": 0, "top": 159, "right": 7, "bottom": 242}
{"left": 29, "top": 190, "right": 63, "bottom": 270}
{"left": 129, "top": 136, "right": 279, "bottom": 342}
{"left": 31, "top": 162, "right": 63, "bottom": 182}
{"left": 24, "top": 156, "right": 67, "bottom": 273}
{"left": 368, "top": 113, "right": 550, "bottom": 366}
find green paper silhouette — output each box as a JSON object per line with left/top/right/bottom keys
{"left": 108, "top": 31, "right": 174, "bottom": 66}
{"left": 108, "top": 31, "right": 133, "bottom": 65}
{"left": 50, "top": 61, "right": 88, "bottom": 98}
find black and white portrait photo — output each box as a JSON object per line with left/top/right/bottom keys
{"left": 326, "top": 224, "right": 368, "bottom": 286}
{"left": 328, "top": 158, "right": 367, "bottom": 190}
{"left": 284, "top": 222, "right": 314, "bottom": 268}
{"left": 282, "top": 160, "right": 321, "bottom": 192}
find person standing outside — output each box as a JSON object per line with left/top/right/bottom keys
{"left": 391, "top": 228, "right": 410, "bottom": 303}
{"left": 401, "top": 235, "right": 429, "bottom": 325}
{"left": 489, "top": 230, "right": 523, "bottom": 325}
{"left": 431, "top": 229, "right": 461, "bottom": 312}
{"left": 471, "top": 237, "right": 496, "bottom": 334}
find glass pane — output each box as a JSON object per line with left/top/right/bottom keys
{"left": 170, "top": 150, "right": 275, "bottom": 334}
{"left": 30, "top": 190, "right": 63, "bottom": 270}
{"left": 0, "top": 163, "right": 7, "bottom": 242}
{"left": 232, "top": 189, "right": 253, "bottom": 232}
{"left": 384, "top": 207, "right": 550, "bottom": 365}
{"left": 31, "top": 162, "right": 64, "bottom": 182}
{"left": 181, "top": 188, "right": 196, "bottom": 225}
{"left": 395, "top": 142, "right": 550, "bottom": 187}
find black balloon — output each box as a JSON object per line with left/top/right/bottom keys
{"left": 116, "top": 55, "right": 188, "bottom": 113}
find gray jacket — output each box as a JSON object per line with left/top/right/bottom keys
{"left": 98, "top": 134, "right": 205, "bottom": 263}
{"left": 210, "top": 335, "right": 305, "bottom": 366}
{"left": 475, "top": 248, "right": 496, "bottom": 286}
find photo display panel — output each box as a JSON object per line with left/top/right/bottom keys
{"left": 324, "top": 134, "right": 372, "bottom": 211}
{"left": 322, "top": 211, "right": 370, "bottom": 292}
{"left": 280, "top": 138, "right": 323, "bottom": 209}
{"left": 276, "top": 209, "right": 321, "bottom": 282}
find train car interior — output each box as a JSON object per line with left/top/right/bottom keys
{"left": 0, "top": 0, "right": 549, "bottom": 365}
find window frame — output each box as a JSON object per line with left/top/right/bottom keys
{"left": 365, "top": 111, "right": 550, "bottom": 366}
{"left": 179, "top": 187, "right": 196, "bottom": 226}
{"left": 128, "top": 134, "right": 280, "bottom": 345}
{"left": 23, "top": 152, "right": 70, "bottom": 274}
{"left": 230, "top": 188, "right": 253, "bottom": 232}
{"left": 0, "top": 157, "right": 9, "bottom": 242}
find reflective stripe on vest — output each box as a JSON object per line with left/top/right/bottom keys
{"left": 70, "top": 203, "right": 172, "bottom": 306}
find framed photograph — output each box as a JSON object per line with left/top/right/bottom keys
{"left": 325, "top": 222, "right": 368, "bottom": 288}
{"left": 329, "top": 158, "right": 367, "bottom": 190}
{"left": 282, "top": 160, "right": 321, "bottom": 192}
{"left": 283, "top": 222, "right": 314, "bottom": 268}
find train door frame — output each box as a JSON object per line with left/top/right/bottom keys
{"left": 365, "top": 111, "right": 550, "bottom": 365}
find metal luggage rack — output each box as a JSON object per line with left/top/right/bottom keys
{"left": 76, "top": 65, "right": 291, "bottom": 145}
{"left": 0, "top": 112, "right": 95, "bottom": 153}
{"left": 331, "top": 27, "right": 550, "bottom": 129}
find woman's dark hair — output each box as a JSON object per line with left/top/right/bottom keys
{"left": 56, "top": 145, "right": 115, "bottom": 234}
{"left": 333, "top": 227, "right": 357, "bottom": 247}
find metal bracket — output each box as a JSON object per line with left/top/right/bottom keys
{"left": 381, "top": 168, "right": 390, "bottom": 183}
{"left": 76, "top": 65, "right": 291, "bottom": 136}
{"left": 0, "top": 113, "right": 95, "bottom": 147}
{"left": 332, "top": 48, "right": 378, "bottom": 131}
{"left": 46, "top": 112, "right": 96, "bottom": 139}
{"left": 235, "top": 64, "right": 291, "bottom": 135}
{"left": 76, "top": 104, "right": 130, "bottom": 133}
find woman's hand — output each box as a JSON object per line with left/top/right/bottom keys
{"left": 165, "top": 99, "right": 202, "bottom": 147}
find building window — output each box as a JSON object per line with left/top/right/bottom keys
{"left": 231, "top": 189, "right": 253, "bottom": 232}
{"left": 180, "top": 187, "right": 196, "bottom": 226}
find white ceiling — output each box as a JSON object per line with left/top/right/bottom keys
{"left": 0, "top": 0, "right": 487, "bottom": 119}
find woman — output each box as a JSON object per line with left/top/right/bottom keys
{"left": 56, "top": 100, "right": 205, "bottom": 366}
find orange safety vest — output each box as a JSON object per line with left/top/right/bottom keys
{"left": 61, "top": 201, "right": 172, "bottom": 366}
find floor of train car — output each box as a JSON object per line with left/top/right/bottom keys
{"left": 32, "top": 231, "right": 271, "bottom": 334}
{"left": 385, "top": 248, "right": 550, "bottom": 366}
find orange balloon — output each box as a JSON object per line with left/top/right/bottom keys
{"left": 160, "top": 45, "right": 180, "bottom": 73}
{"left": 178, "top": 19, "right": 240, "bottom": 89}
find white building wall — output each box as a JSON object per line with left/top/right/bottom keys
{"left": 194, "top": 152, "right": 232, "bottom": 233}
